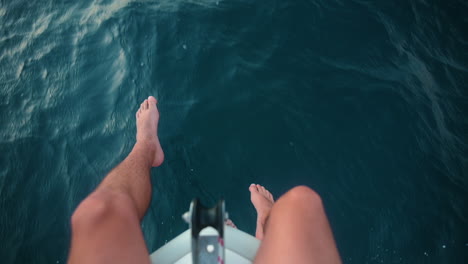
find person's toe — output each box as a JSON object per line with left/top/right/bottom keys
{"left": 148, "top": 96, "right": 157, "bottom": 106}
{"left": 226, "top": 219, "right": 237, "bottom": 229}
{"left": 249, "top": 184, "right": 258, "bottom": 192}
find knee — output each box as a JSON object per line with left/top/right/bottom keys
{"left": 281, "top": 185, "right": 323, "bottom": 209}
{"left": 71, "top": 191, "right": 136, "bottom": 231}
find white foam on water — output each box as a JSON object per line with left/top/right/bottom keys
{"left": 111, "top": 48, "right": 128, "bottom": 89}
{"left": 0, "top": 38, "right": 29, "bottom": 61}
{"left": 54, "top": 6, "right": 76, "bottom": 26}
{"left": 15, "top": 61, "right": 24, "bottom": 79}
{"left": 42, "top": 69, "right": 48, "bottom": 79}
{"left": 31, "top": 42, "right": 57, "bottom": 61}
{"left": 79, "top": 0, "right": 133, "bottom": 31}
{"left": 31, "top": 13, "right": 53, "bottom": 37}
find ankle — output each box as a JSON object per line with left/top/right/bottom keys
{"left": 255, "top": 218, "right": 266, "bottom": 240}
{"left": 133, "top": 142, "right": 156, "bottom": 166}
{"left": 257, "top": 214, "right": 269, "bottom": 227}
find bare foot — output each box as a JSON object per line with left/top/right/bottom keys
{"left": 249, "top": 184, "right": 274, "bottom": 240}
{"left": 136, "top": 96, "right": 164, "bottom": 167}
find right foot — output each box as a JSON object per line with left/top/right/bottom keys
{"left": 249, "top": 184, "right": 274, "bottom": 240}
{"left": 136, "top": 96, "right": 164, "bottom": 167}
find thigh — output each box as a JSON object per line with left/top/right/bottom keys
{"left": 68, "top": 192, "right": 150, "bottom": 264}
{"left": 254, "top": 186, "right": 341, "bottom": 264}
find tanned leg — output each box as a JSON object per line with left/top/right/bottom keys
{"left": 252, "top": 185, "right": 342, "bottom": 264}
{"left": 68, "top": 96, "right": 164, "bottom": 264}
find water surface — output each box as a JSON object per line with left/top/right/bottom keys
{"left": 1, "top": 0, "right": 467, "bottom": 263}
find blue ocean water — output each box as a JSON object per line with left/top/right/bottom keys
{"left": 1, "top": 0, "right": 467, "bottom": 263}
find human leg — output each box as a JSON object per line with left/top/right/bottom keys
{"left": 252, "top": 185, "right": 341, "bottom": 264}
{"left": 68, "top": 96, "right": 164, "bottom": 264}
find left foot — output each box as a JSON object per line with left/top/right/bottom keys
{"left": 249, "top": 184, "right": 274, "bottom": 240}
{"left": 136, "top": 96, "right": 164, "bottom": 167}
